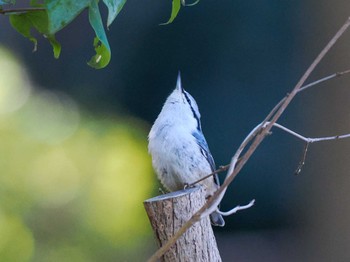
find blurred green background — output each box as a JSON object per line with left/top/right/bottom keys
{"left": 1, "top": 0, "right": 350, "bottom": 261}
{"left": 0, "top": 47, "right": 155, "bottom": 261}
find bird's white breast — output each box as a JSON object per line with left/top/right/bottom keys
{"left": 149, "top": 121, "right": 212, "bottom": 192}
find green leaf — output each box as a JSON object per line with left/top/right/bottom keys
{"left": 46, "top": 0, "right": 111, "bottom": 68}
{"left": 47, "top": 35, "right": 61, "bottom": 58}
{"left": 161, "top": 0, "right": 181, "bottom": 25}
{"left": 87, "top": 37, "right": 111, "bottom": 69}
{"left": 9, "top": 10, "right": 61, "bottom": 58}
{"left": 9, "top": 13, "right": 38, "bottom": 50}
{"left": 102, "top": 0, "right": 127, "bottom": 28}
{"left": 45, "top": 0, "right": 91, "bottom": 34}
{"left": 88, "top": 0, "right": 111, "bottom": 69}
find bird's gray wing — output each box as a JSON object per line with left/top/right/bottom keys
{"left": 192, "top": 130, "right": 220, "bottom": 186}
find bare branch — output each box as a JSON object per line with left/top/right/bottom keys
{"left": 270, "top": 122, "right": 350, "bottom": 143}
{"left": 218, "top": 14, "right": 350, "bottom": 214}
{"left": 188, "top": 164, "right": 230, "bottom": 187}
{"left": 271, "top": 122, "right": 309, "bottom": 142}
{"left": 309, "top": 133, "right": 350, "bottom": 143}
{"left": 191, "top": 115, "right": 350, "bottom": 194}
{"left": 298, "top": 69, "right": 350, "bottom": 93}
{"left": 191, "top": 119, "right": 350, "bottom": 187}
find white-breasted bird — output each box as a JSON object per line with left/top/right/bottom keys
{"left": 148, "top": 73, "right": 225, "bottom": 227}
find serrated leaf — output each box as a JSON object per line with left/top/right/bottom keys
{"left": 45, "top": 0, "right": 91, "bottom": 34}
{"left": 103, "top": 0, "right": 127, "bottom": 28}
{"left": 88, "top": 0, "right": 111, "bottom": 69}
{"left": 161, "top": 0, "right": 181, "bottom": 25}
{"left": 9, "top": 10, "right": 61, "bottom": 58}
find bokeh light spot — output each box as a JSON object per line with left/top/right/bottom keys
{"left": 28, "top": 149, "right": 82, "bottom": 207}
{"left": 0, "top": 212, "right": 34, "bottom": 262}
{"left": 85, "top": 124, "right": 154, "bottom": 246}
{"left": 0, "top": 47, "right": 156, "bottom": 261}
{"left": 0, "top": 47, "right": 31, "bottom": 115}
{"left": 18, "top": 90, "right": 80, "bottom": 145}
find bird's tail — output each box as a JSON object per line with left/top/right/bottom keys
{"left": 210, "top": 210, "right": 225, "bottom": 227}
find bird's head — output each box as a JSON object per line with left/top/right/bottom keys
{"left": 162, "top": 72, "right": 202, "bottom": 131}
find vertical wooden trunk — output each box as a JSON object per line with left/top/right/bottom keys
{"left": 144, "top": 186, "right": 222, "bottom": 262}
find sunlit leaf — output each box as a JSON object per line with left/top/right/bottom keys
{"left": 88, "top": 1, "right": 111, "bottom": 69}
{"left": 102, "top": 0, "right": 127, "bottom": 28}
{"left": 9, "top": 10, "right": 61, "bottom": 58}
{"left": 45, "top": 0, "right": 91, "bottom": 34}
{"left": 161, "top": 0, "right": 181, "bottom": 25}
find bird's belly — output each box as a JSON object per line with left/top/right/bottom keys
{"left": 150, "top": 132, "right": 213, "bottom": 193}
{"left": 160, "top": 169, "right": 190, "bottom": 191}
{"left": 156, "top": 153, "right": 211, "bottom": 192}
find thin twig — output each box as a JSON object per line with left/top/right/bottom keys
{"left": 271, "top": 122, "right": 350, "bottom": 143}
{"left": 295, "top": 142, "right": 310, "bottom": 175}
{"left": 298, "top": 69, "right": 350, "bottom": 93}
{"left": 0, "top": 8, "right": 45, "bottom": 15}
{"left": 188, "top": 165, "right": 230, "bottom": 187}
{"left": 309, "top": 133, "right": 350, "bottom": 143}
{"left": 147, "top": 16, "right": 350, "bottom": 262}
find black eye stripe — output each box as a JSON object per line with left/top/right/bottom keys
{"left": 183, "top": 91, "right": 201, "bottom": 131}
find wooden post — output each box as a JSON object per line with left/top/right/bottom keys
{"left": 144, "top": 186, "right": 222, "bottom": 262}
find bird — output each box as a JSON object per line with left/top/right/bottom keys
{"left": 148, "top": 73, "right": 225, "bottom": 227}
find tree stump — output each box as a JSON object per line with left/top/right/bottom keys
{"left": 144, "top": 186, "right": 222, "bottom": 262}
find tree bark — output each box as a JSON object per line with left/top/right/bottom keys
{"left": 144, "top": 186, "right": 222, "bottom": 262}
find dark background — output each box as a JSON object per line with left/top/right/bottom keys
{"left": 1, "top": 0, "right": 350, "bottom": 261}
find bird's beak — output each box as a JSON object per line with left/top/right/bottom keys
{"left": 176, "top": 71, "right": 183, "bottom": 92}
